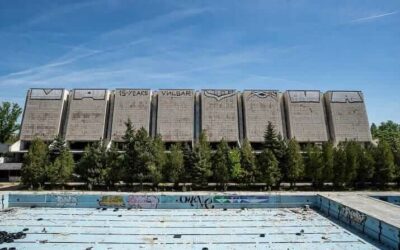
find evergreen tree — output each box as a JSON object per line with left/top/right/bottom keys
{"left": 356, "top": 145, "right": 375, "bottom": 187}
{"left": 167, "top": 143, "right": 185, "bottom": 186}
{"left": 333, "top": 145, "right": 347, "bottom": 187}
{"left": 286, "top": 139, "right": 304, "bottom": 187}
{"left": 47, "top": 148, "right": 74, "bottom": 187}
{"left": 258, "top": 149, "right": 281, "bottom": 189}
{"left": 230, "top": 148, "right": 245, "bottom": 183}
{"left": 374, "top": 140, "right": 395, "bottom": 187}
{"left": 213, "top": 139, "right": 230, "bottom": 186}
{"left": 240, "top": 139, "right": 256, "bottom": 184}
{"left": 304, "top": 144, "right": 323, "bottom": 188}
{"left": 321, "top": 142, "right": 334, "bottom": 183}
{"left": 151, "top": 134, "right": 166, "bottom": 185}
{"left": 49, "top": 136, "right": 67, "bottom": 160}
{"left": 77, "top": 141, "right": 107, "bottom": 189}
{"left": 182, "top": 143, "right": 195, "bottom": 183}
{"left": 133, "top": 127, "right": 154, "bottom": 186}
{"left": 263, "top": 122, "right": 285, "bottom": 159}
{"left": 192, "top": 131, "right": 212, "bottom": 186}
{"left": 105, "top": 143, "right": 122, "bottom": 188}
{"left": 121, "top": 119, "right": 136, "bottom": 185}
{"left": 21, "top": 138, "right": 49, "bottom": 188}
{"left": 344, "top": 141, "right": 360, "bottom": 186}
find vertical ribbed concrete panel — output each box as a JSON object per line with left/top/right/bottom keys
{"left": 284, "top": 90, "right": 328, "bottom": 142}
{"left": 243, "top": 90, "right": 285, "bottom": 142}
{"left": 20, "top": 89, "right": 67, "bottom": 141}
{"left": 201, "top": 89, "right": 239, "bottom": 142}
{"left": 325, "top": 91, "right": 371, "bottom": 143}
{"left": 111, "top": 89, "right": 151, "bottom": 141}
{"left": 65, "top": 89, "right": 109, "bottom": 141}
{"left": 156, "top": 89, "right": 194, "bottom": 142}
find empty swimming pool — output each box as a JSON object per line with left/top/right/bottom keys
{"left": 0, "top": 206, "right": 383, "bottom": 249}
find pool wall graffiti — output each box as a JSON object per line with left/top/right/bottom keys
{"left": 6, "top": 193, "right": 314, "bottom": 209}
{"left": 317, "top": 195, "right": 400, "bottom": 249}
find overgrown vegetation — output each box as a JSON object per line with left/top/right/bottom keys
{"left": 19, "top": 120, "right": 400, "bottom": 190}
{"left": 0, "top": 102, "right": 22, "bottom": 144}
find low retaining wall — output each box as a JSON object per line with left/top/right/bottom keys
{"left": 317, "top": 195, "right": 400, "bottom": 250}
{"left": 7, "top": 193, "right": 315, "bottom": 209}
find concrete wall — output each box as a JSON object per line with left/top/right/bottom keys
{"left": 243, "top": 90, "right": 285, "bottom": 142}
{"left": 156, "top": 89, "right": 194, "bottom": 142}
{"left": 284, "top": 91, "right": 329, "bottom": 143}
{"left": 111, "top": 89, "right": 151, "bottom": 141}
{"left": 201, "top": 90, "right": 239, "bottom": 142}
{"left": 65, "top": 89, "right": 109, "bottom": 141}
{"left": 325, "top": 91, "right": 371, "bottom": 143}
{"left": 20, "top": 88, "right": 67, "bottom": 141}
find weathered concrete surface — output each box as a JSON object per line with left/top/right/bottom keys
{"left": 65, "top": 89, "right": 109, "bottom": 141}
{"left": 325, "top": 91, "right": 371, "bottom": 143}
{"left": 243, "top": 90, "right": 285, "bottom": 142}
{"left": 157, "top": 89, "right": 194, "bottom": 142}
{"left": 20, "top": 89, "right": 67, "bottom": 141}
{"left": 201, "top": 89, "right": 239, "bottom": 142}
{"left": 284, "top": 91, "right": 329, "bottom": 142}
{"left": 111, "top": 89, "right": 151, "bottom": 141}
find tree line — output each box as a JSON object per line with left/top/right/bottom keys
{"left": 21, "top": 120, "right": 399, "bottom": 190}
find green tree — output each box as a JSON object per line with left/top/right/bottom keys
{"left": 356, "top": 145, "right": 375, "bottom": 187}
{"left": 0, "top": 102, "right": 22, "bottom": 143}
{"left": 192, "top": 131, "right": 212, "bottom": 186}
{"left": 167, "top": 143, "right": 185, "bottom": 186}
{"left": 182, "top": 143, "right": 195, "bottom": 183}
{"left": 132, "top": 127, "right": 154, "bottom": 187}
{"left": 240, "top": 139, "right": 256, "bottom": 184}
{"left": 213, "top": 139, "right": 230, "bottom": 187}
{"left": 286, "top": 139, "right": 304, "bottom": 187}
{"left": 47, "top": 148, "right": 74, "bottom": 187}
{"left": 333, "top": 145, "right": 347, "bottom": 187}
{"left": 258, "top": 149, "right": 281, "bottom": 189}
{"left": 374, "top": 140, "right": 395, "bottom": 187}
{"left": 77, "top": 141, "right": 107, "bottom": 189}
{"left": 321, "top": 142, "right": 334, "bottom": 184}
{"left": 263, "top": 122, "right": 286, "bottom": 159}
{"left": 150, "top": 134, "right": 166, "bottom": 186}
{"left": 21, "top": 138, "right": 49, "bottom": 188}
{"left": 230, "top": 148, "right": 245, "bottom": 183}
{"left": 105, "top": 143, "right": 122, "bottom": 188}
{"left": 344, "top": 141, "right": 360, "bottom": 186}
{"left": 121, "top": 119, "right": 136, "bottom": 185}
{"left": 49, "top": 136, "right": 68, "bottom": 161}
{"left": 304, "top": 144, "right": 323, "bottom": 188}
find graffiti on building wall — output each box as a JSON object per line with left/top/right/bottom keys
{"left": 53, "top": 195, "right": 78, "bottom": 207}
{"left": 339, "top": 205, "right": 367, "bottom": 225}
{"left": 127, "top": 195, "right": 159, "bottom": 209}
{"left": 213, "top": 196, "right": 269, "bottom": 204}
{"left": 99, "top": 196, "right": 125, "bottom": 207}
{"left": 177, "top": 196, "right": 214, "bottom": 209}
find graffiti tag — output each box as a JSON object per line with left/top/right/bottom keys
{"left": 99, "top": 196, "right": 125, "bottom": 207}
{"left": 178, "top": 196, "right": 214, "bottom": 209}
{"left": 339, "top": 205, "right": 367, "bottom": 225}
{"left": 53, "top": 195, "right": 78, "bottom": 207}
{"left": 127, "top": 196, "right": 159, "bottom": 209}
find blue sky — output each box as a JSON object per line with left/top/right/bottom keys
{"left": 0, "top": 0, "right": 399, "bottom": 124}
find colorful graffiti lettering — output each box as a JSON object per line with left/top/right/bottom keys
{"left": 177, "top": 196, "right": 214, "bottom": 209}
{"left": 99, "top": 196, "right": 125, "bottom": 207}
{"left": 339, "top": 205, "right": 367, "bottom": 225}
{"left": 127, "top": 196, "right": 159, "bottom": 209}
{"left": 214, "top": 196, "right": 269, "bottom": 204}
{"left": 53, "top": 195, "right": 78, "bottom": 207}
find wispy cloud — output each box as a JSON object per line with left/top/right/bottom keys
{"left": 350, "top": 11, "right": 398, "bottom": 23}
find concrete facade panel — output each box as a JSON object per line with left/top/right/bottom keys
{"left": 156, "top": 89, "right": 194, "bottom": 142}
{"left": 201, "top": 89, "right": 239, "bottom": 142}
{"left": 65, "top": 89, "right": 109, "bottom": 141}
{"left": 325, "top": 91, "right": 371, "bottom": 142}
{"left": 243, "top": 90, "right": 285, "bottom": 142}
{"left": 111, "top": 89, "right": 151, "bottom": 141}
{"left": 285, "top": 90, "right": 329, "bottom": 142}
{"left": 20, "top": 89, "right": 67, "bottom": 141}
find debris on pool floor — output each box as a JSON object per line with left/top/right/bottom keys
{"left": 0, "top": 207, "right": 383, "bottom": 249}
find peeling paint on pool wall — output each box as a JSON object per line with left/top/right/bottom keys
{"left": 339, "top": 204, "right": 367, "bottom": 225}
